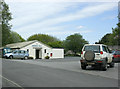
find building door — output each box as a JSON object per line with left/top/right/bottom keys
{"left": 36, "top": 50, "right": 39, "bottom": 59}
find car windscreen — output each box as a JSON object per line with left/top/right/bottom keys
{"left": 83, "top": 45, "right": 100, "bottom": 53}
{"left": 4, "top": 48, "right": 12, "bottom": 53}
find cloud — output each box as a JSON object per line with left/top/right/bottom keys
{"left": 77, "top": 26, "right": 84, "bottom": 29}
{"left": 44, "top": 29, "right": 92, "bottom": 40}
{"left": 6, "top": 1, "right": 117, "bottom": 42}
{"left": 9, "top": 3, "right": 75, "bottom": 28}
{"left": 5, "top": 0, "right": 119, "bottom": 2}
{"left": 102, "top": 15, "right": 117, "bottom": 20}
{"left": 13, "top": 2, "right": 117, "bottom": 32}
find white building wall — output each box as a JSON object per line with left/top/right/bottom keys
{"left": 42, "top": 48, "right": 52, "bottom": 59}
{"left": 20, "top": 41, "right": 64, "bottom": 59}
{"left": 20, "top": 41, "right": 51, "bottom": 59}
{"left": 51, "top": 48, "right": 64, "bottom": 59}
{"left": 20, "top": 44, "right": 36, "bottom": 59}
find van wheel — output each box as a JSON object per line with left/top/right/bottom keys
{"left": 24, "top": 56, "right": 28, "bottom": 60}
{"left": 9, "top": 55, "right": 13, "bottom": 59}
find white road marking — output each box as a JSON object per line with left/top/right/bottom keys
{"left": 0, "top": 75, "right": 24, "bottom": 89}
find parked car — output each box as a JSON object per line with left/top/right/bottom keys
{"left": 112, "top": 50, "right": 120, "bottom": 62}
{"left": 4, "top": 50, "right": 29, "bottom": 59}
{"left": 80, "top": 44, "right": 114, "bottom": 71}
{"left": 2, "top": 48, "right": 12, "bottom": 58}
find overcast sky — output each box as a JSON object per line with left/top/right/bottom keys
{"left": 5, "top": 0, "right": 118, "bottom": 44}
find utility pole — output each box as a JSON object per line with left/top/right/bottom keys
{"left": 0, "top": 0, "right": 3, "bottom": 58}
{"left": 118, "top": 1, "right": 120, "bottom": 48}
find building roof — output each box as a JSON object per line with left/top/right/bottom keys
{"left": 4, "top": 40, "right": 52, "bottom": 49}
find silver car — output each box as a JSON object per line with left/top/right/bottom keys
{"left": 4, "top": 50, "right": 29, "bottom": 59}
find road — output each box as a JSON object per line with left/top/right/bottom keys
{"left": 2, "top": 57, "right": 119, "bottom": 88}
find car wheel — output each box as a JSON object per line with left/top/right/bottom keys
{"left": 81, "top": 65, "right": 86, "bottom": 70}
{"left": 24, "top": 56, "right": 28, "bottom": 60}
{"left": 109, "top": 61, "right": 114, "bottom": 68}
{"left": 101, "top": 63, "right": 107, "bottom": 71}
{"left": 84, "top": 51, "right": 95, "bottom": 62}
{"left": 9, "top": 55, "right": 13, "bottom": 59}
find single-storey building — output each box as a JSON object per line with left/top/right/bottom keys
{"left": 4, "top": 40, "right": 64, "bottom": 59}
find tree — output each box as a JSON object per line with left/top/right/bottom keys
{"left": 9, "top": 31, "right": 25, "bottom": 43}
{"left": 47, "top": 41, "right": 63, "bottom": 48}
{"left": 96, "top": 27, "right": 120, "bottom": 46}
{"left": 63, "top": 33, "right": 88, "bottom": 55}
{"left": 112, "top": 27, "right": 119, "bottom": 45}
{"left": 97, "top": 33, "right": 113, "bottom": 45}
{"left": 27, "top": 34, "right": 59, "bottom": 44}
{"left": 1, "top": 0, "right": 12, "bottom": 46}
{"left": 96, "top": 15, "right": 120, "bottom": 46}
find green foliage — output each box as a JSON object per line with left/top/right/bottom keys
{"left": 1, "top": 1, "right": 25, "bottom": 46}
{"left": 27, "top": 34, "right": 59, "bottom": 44}
{"left": 28, "top": 56, "right": 33, "bottom": 59}
{"left": 47, "top": 41, "right": 63, "bottom": 48}
{"left": 45, "top": 56, "right": 50, "bottom": 59}
{"left": 9, "top": 31, "right": 25, "bottom": 43}
{"left": 96, "top": 15, "right": 120, "bottom": 46}
{"left": 112, "top": 27, "right": 120, "bottom": 45}
{"left": 97, "top": 33, "right": 113, "bottom": 45}
{"left": 96, "top": 27, "right": 120, "bottom": 46}
{"left": 1, "top": 0, "right": 12, "bottom": 46}
{"left": 63, "top": 33, "right": 88, "bottom": 54}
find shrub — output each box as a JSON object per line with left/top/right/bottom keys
{"left": 28, "top": 57, "right": 33, "bottom": 59}
{"left": 45, "top": 56, "right": 50, "bottom": 59}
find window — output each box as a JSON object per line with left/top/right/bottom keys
{"left": 18, "top": 50, "right": 21, "bottom": 53}
{"left": 27, "top": 49, "right": 29, "bottom": 53}
{"left": 44, "top": 49, "right": 46, "bottom": 53}
{"left": 13, "top": 51, "right": 17, "bottom": 54}
{"left": 106, "top": 47, "right": 111, "bottom": 53}
{"left": 102, "top": 46, "right": 108, "bottom": 52}
{"left": 21, "top": 50, "right": 26, "bottom": 54}
{"left": 84, "top": 45, "right": 100, "bottom": 53}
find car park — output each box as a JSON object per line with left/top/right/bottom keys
{"left": 4, "top": 50, "right": 29, "bottom": 59}
{"left": 112, "top": 50, "right": 120, "bottom": 62}
{"left": 80, "top": 44, "right": 114, "bottom": 71}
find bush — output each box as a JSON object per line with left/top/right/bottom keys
{"left": 65, "top": 54, "right": 81, "bottom": 57}
{"left": 28, "top": 57, "right": 33, "bottom": 59}
{"left": 45, "top": 56, "right": 50, "bottom": 59}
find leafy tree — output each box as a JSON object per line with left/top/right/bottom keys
{"left": 96, "top": 27, "right": 120, "bottom": 46}
{"left": 27, "top": 34, "right": 59, "bottom": 44}
{"left": 63, "top": 33, "right": 88, "bottom": 55}
{"left": 98, "top": 33, "right": 113, "bottom": 45}
{"left": 1, "top": 0, "right": 25, "bottom": 46}
{"left": 96, "top": 15, "right": 120, "bottom": 46}
{"left": 1, "top": 0, "right": 12, "bottom": 46}
{"left": 47, "top": 41, "right": 63, "bottom": 48}
{"left": 9, "top": 31, "right": 25, "bottom": 43}
{"left": 112, "top": 27, "right": 119, "bottom": 45}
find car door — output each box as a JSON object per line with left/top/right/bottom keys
{"left": 106, "top": 46, "right": 113, "bottom": 63}
{"left": 18, "top": 50, "right": 24, "bottom": 58}
{"left": 21, "top": 50, "right": 25, "bottom": 58}
{"left": 13, "top": 50, "right": 19, "bottom": 58}
{"left": 102, "top": 46, "right": 110, "bottom": 62}
{"left": 103, "top": 46, "right": 112, "bottom": 63}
